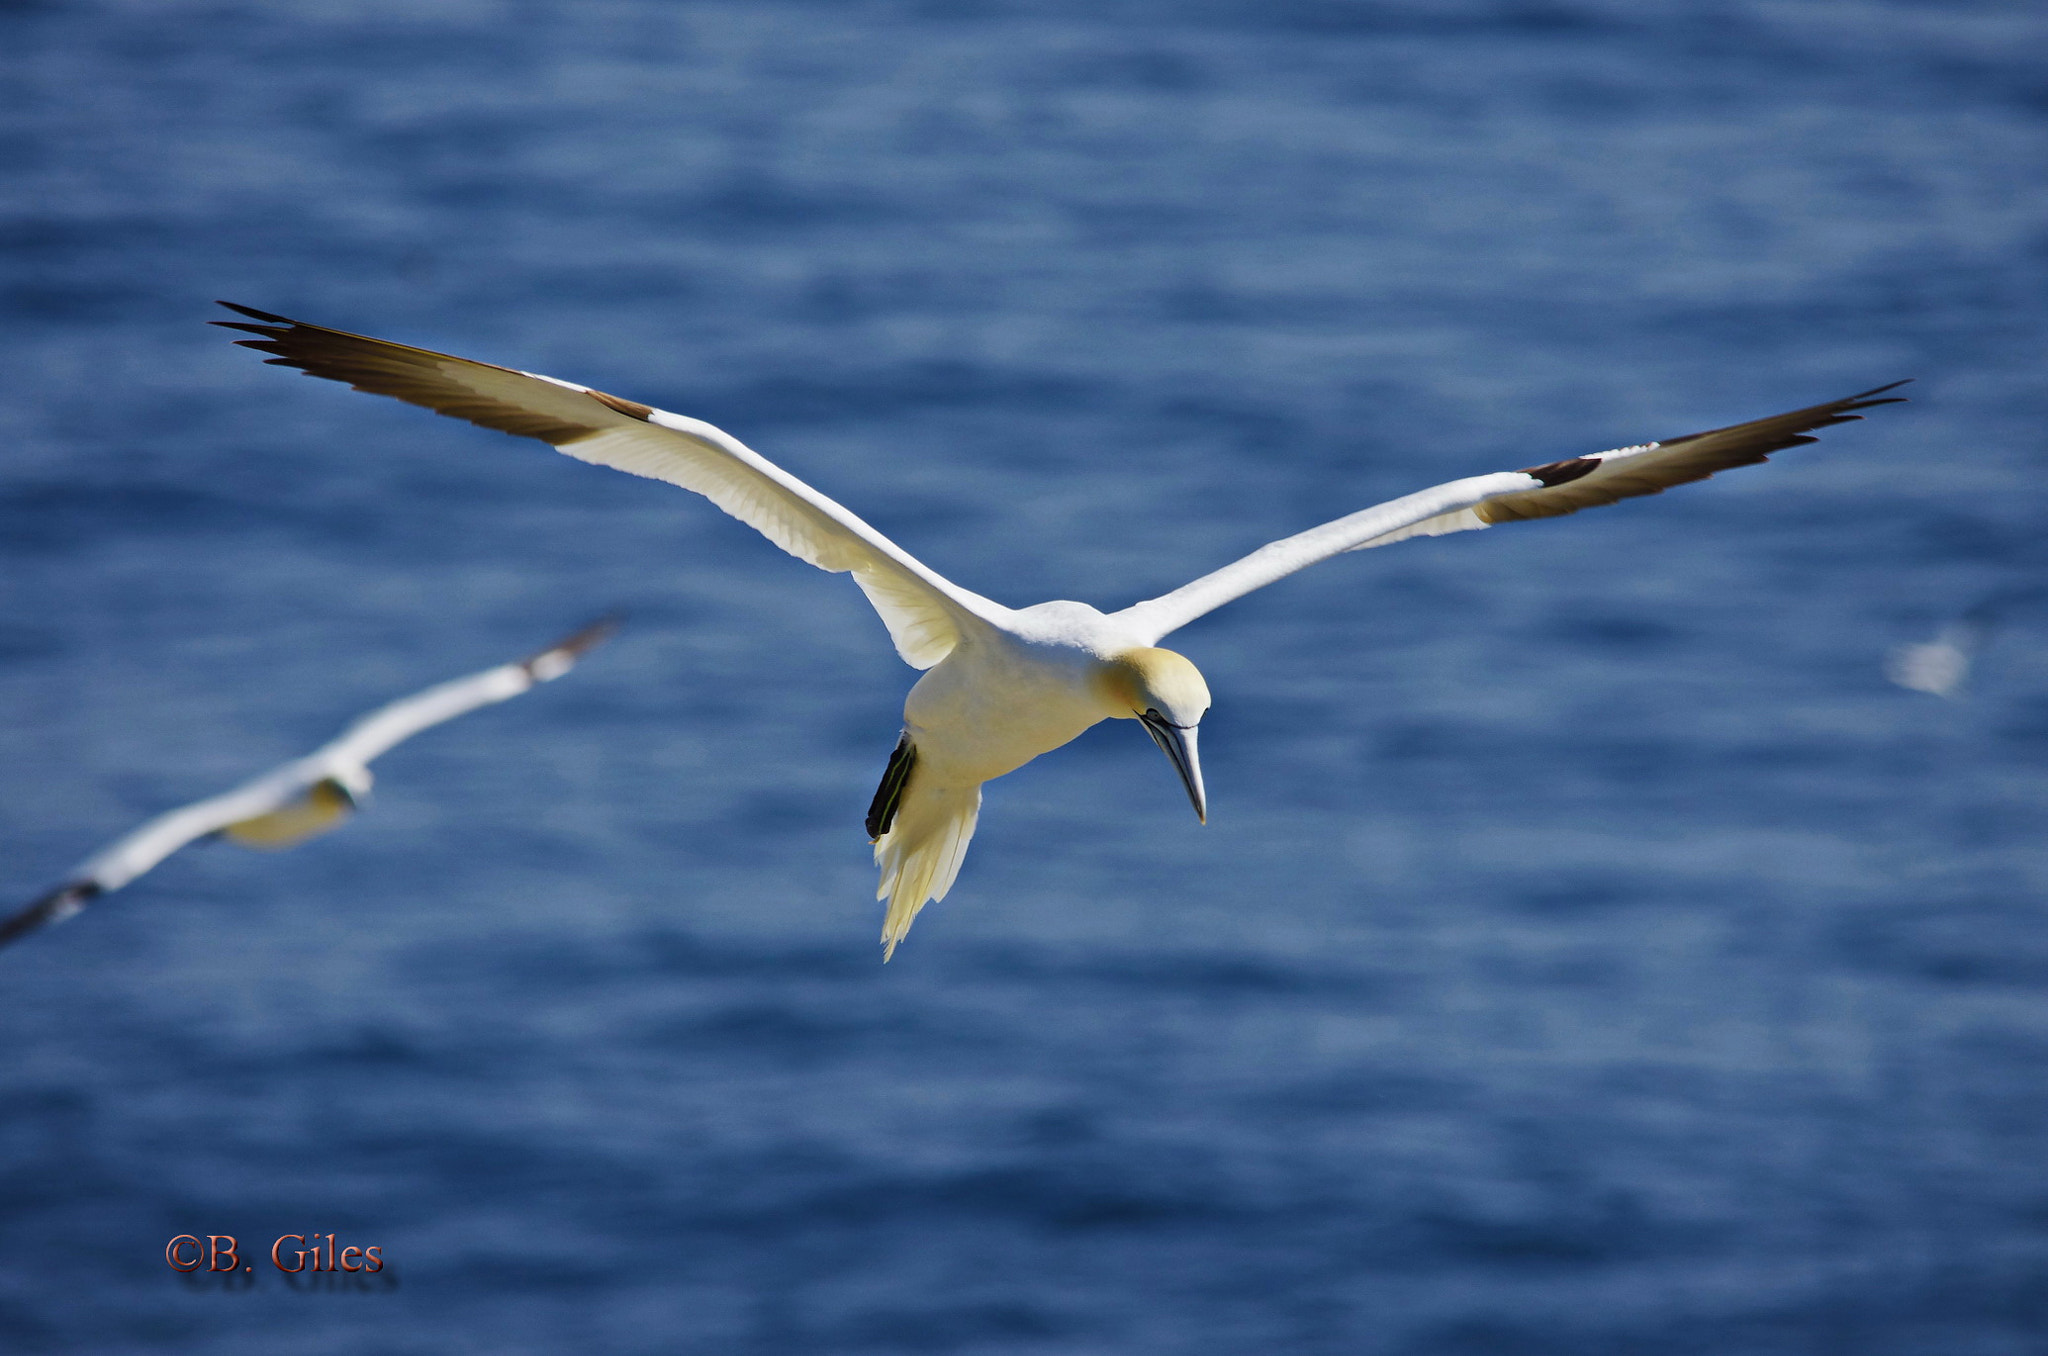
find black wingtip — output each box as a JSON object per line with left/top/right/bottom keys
{"left": 215, "top": 300, "right": 291, "bottom": 324}
{"left": 520, "top": 613, "right": 624, "bottom": 679}
{"left": 553, "top": 612, "right": 625, "bottom": 659}
{"left": 0, "top": 880, "right": 103, "bottom": 952}
{"left": 1844, "top": 379, "right": 1912, "bottom": 409}
{"left": 1797, "top": 380, "right": 1911, "bottom": 431}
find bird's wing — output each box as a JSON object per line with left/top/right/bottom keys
{"left": 1116, "top": 383, "right": 1907, "bottom": 642}
{"left": 0, "top": 882, "right": 101, "bottom": 949}
{"left": 216, "top": 305, "right": 1005, "bottom": 668}
{"left": 75, "top": 769, "right": 321, "bottom": 889}
{"left": 0, "top": 763, "right": 325, "bottom": 950}
{"left": 316, "top": 616, "right": 618, "bottom": 767}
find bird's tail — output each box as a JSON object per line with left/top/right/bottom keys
{"left": 873, "top": 781, "right": 982, "bottom": 961}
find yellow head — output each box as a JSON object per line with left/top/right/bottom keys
{"left": 1098, "top": 647, "right": 1211, "bottom": 726}
{"left": 1097, "top": 648, "right": 1210, "bottom": 822}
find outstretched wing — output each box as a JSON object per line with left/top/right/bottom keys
{"left": 41, "top": 766, "right": 326, "bottom": 902}
{"left": 216, "top": 304, "right": 1005, "bottom": 668}
{"left": 0, "top": 883, "right": 102, "bottom": 949}
{"left": 1116, "top": 383, "right": 1907, "bottom": 642}
{"left": 318, "top": 615, "right": 619, "bottom": 767}
{"left": 0, "top": 755, "right": 368, "bottom": 952}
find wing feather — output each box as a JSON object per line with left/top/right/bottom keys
{"left": 216, "top": 304, "right": 1003, "bottom": 668}
{"left": 318, "top": 616, "right": 618, "bottom": 765}
{"left": 1118, "top": 383, "right": 1906, "bottom": 641}
{"left": 1472, "top": 382, "right": 1908, "bottom": 524}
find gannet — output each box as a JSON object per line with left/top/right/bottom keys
{"left": 215, "top": 302, "right": 1905, "bottom": 958}
{"left": 1885, "top": 590, "right": 2031, "bottom": 697}
{"left": 1888, "top": 617, "right": 1987, "bottom": 698}
{"left": 0, "top": 617, "right": 616, "bottom": 950}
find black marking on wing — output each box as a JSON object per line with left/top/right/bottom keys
{"left": 865, "top": 733, "right": 917, "bottom": 841}
{"left": 1517, "top": 456, "right": 1600, "bottom": 487}
{"left": 0, "top": 880, "right": 104, "bottom": 951}
{"left": 585, "top": 388, "right": 654, "bottom": 421}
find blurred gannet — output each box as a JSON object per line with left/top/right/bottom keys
{"left": 0, "top": 617, "right": 616, "bottom": 950}
{"left": 1885, "top": 589, "right": 2041, "bottom": 697}
{"left": 216, "top": 302, "right": 1904, "bottom": 957}
{"left": 1887, "top": 617, "right": 1987, "bottom": 698}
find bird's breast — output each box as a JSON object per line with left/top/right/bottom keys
{"left": 220, "top": 784, "right": 354, "bottom": 850}
{"left": 902, "top": 639, "right": 1114, "bottom": 784}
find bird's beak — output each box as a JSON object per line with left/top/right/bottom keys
{"left": 1139, "top": 711, "right": 1206, "bottom": 824}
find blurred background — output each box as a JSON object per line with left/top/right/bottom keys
{"left": 2, "top": 0, "right": 2045, "bottom": 1351}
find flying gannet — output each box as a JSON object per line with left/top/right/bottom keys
{"left": 1884, "top": 585, "right": 2048, "bottom": 698}
{"left": 0, "top": 617, "right": 617, "bottom": 950}
{"left": 215, "top": 302, "right": 1905, "bottom": 958}
{"left": 1888, "top": 613, "right": 1990, "bottom": 698}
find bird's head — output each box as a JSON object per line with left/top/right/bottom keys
{"left": 1097, "top": 647, "right": 1211, "bottom": 823}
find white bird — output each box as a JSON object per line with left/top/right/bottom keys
{"left": 1887, "top": 618, "right": 1987, "bottom": 698}
{"left": 1885, "top": 591, "right": 2031, "bottom": 698}
{"left": 1, "top": 617, "right": 617, "bottom": 950}
{"left": 216, "top": 302, "right": 1905, "bottom": 958}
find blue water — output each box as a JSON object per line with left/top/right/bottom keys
{"left": 3, "top": 0, "right": 2047, "bottom": 1350}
